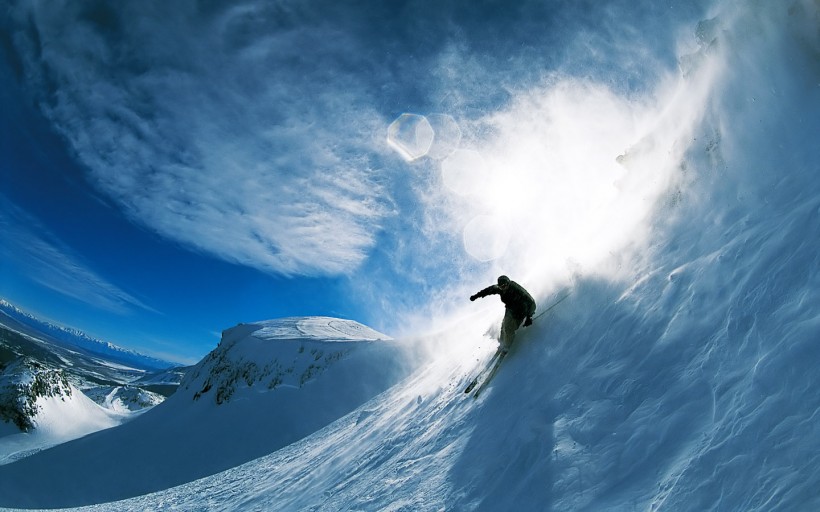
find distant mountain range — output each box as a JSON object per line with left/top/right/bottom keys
{"left": 0, "top": 299, "right": 176, "bottom": 371}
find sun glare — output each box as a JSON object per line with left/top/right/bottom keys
{"left": 389, "top": 59, "right": 719, "bottom": 294}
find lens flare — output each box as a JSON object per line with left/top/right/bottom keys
{"left": 426, "top": 114, "right": 462, "bottom": 161}
{"left": 387, "top": 113, "right": 434, "bottom": 161}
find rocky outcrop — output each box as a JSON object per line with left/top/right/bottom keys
{"left": 0, "top": 358, "right": 72, "bottom": 432}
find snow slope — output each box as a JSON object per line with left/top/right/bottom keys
{"left": 0, "top": 317, "right": 410, "bottom": 508}
{"left": 0, "top": 1, "right": 818, "bottom": 511}
{"left": 0, "top": 365, "right": 129, "bottom": 466}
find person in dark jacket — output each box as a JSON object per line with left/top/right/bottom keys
{"left": 470, "top": 275, "right": 536, "bottom": 353}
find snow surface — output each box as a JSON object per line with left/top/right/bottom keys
{"left": 0, "top": 1, "right": 819, "bottom": 511}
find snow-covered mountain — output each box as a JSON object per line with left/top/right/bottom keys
{"left": 182, "top": 317, "right": 396, "bottom": 405}
{"left": 0, "top": 316, "right": 412, "bottom": 508}
{"left": 0, "top": 315, "right": 155, "bottom": 389}
{"left": 0, "top": 1, "right": 817, "bottom": 511}
{"left": 0, "top": 300, "right": 175, "bottom": 372}
{"left": 0, "top": 299, "right": 187, "bottom": 399}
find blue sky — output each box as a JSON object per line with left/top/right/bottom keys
{"left": 0, "top": 0, "right": 711, "bottom": 364}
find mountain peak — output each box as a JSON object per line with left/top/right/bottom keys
{"left": 185, "top": 316, "right": 398, "bottom": 406}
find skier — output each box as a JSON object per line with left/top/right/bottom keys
{"left": 470, "top": 275, "right": 536, "bottom": 354}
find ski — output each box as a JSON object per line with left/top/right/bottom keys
{"left": 463, "top": 349, "right": 502, "bottom": 393}
{"left": 463, "top": 377, "right": 479, "bottom": 394}
{"left": 471, "top": 351, "right": 507, "bottom": 398}
{"left": 463, "top": 349, "right": 506, "bottom": 395}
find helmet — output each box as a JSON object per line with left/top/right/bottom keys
{"left": 497, "top": 275, "right": 510, "bottom": 286}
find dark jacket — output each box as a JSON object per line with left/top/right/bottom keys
{"left": 473, "top": 281, "right": 536, "bottom": 320}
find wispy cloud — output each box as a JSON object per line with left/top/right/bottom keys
{"left": 0, "top": 198, "right": 158, "bottom": 315}
{"left": 8, "top": 1, "right": 393, "bottom": 276}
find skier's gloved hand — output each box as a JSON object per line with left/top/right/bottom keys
{"left": 523, "top": 316, "right": 533, "bottom": 327}
{"left": 469, "top": 294, "right": 477, "bottom": 301}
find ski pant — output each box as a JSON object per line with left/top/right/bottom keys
{"left": 500, "top": 309, "right": 525, "bottom": 353}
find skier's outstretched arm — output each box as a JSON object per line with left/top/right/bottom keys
{"left": 470, "top": 285, "right": 500, "bottom": 301}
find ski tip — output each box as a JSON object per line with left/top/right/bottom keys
{"left": 472, "top": 383, "right": 489, "bottom": 399}
{"left": 463, "top": 378, "right": 478, "bottom": 394}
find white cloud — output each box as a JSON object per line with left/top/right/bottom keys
{"left": 0, "top": 199, "right": 158, "bottom": 315}
{"left": 10, "top": 1, "right": 392, "bottom": 277}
